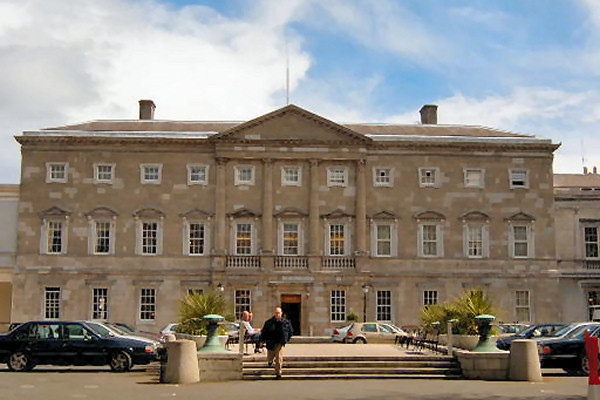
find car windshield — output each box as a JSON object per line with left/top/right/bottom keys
{"left": 85, "top": 322, "right": 114, "bottom": 338}
{"left": 550, "top": 324, "right": 577, "bottom": 337}
{"left": 565, "top": 325, "right": 598, "bottom": 340}
{"left": 106, "top": 324, "right": 128, "bottom": 335}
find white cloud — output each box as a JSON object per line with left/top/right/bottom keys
{"left": 449, "top": 6, "right": 509, "bottom": 30}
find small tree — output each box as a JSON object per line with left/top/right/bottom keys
{"left": 346, "top": 312, "right": 359, "bottom": 322}
{"left": 177, "top": 289, "right": 228, "bottom": 335}
{"left": 420, "top": 288, "right": 498, "bottom": 335}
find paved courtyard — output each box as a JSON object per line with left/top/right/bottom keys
{"left": 0, "top": 343, "right": 589, "bottom": 400}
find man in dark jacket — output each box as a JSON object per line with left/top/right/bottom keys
{"left": 261, "top": 306, "right": 294, "bottom": 378}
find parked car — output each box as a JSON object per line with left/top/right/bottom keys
{"left": 0, "top": 321, "right": 159, "bottom": 372}
{"left": 496, "top": 323, "right": 565, "bottom": 350}
{"left": 495, "top": 323, "right": 529, "bottom": 334}
{"left": 331, "top": 324, "right": 352, "bottom": 343}
{"left": 538, "top": 322, "right": 600, "bottom": 375}
{"left": 157, "top": 323, "right": 180, "bottom": 341}
{"left": 345, "top": 322, "right": 408, "bottom": 344}
{"left": 104, "top": 322, "right": 161, "bottom": 344}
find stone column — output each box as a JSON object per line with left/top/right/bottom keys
{"left": 356, "top": 159, "right": 367, "bottom": 255}
{"left": 262, "top": 159, "right": 273, "bottom": 254}
{"left": 215, "top": 157, "right": 227, "bottom": 255}
{"left": 309, "top": 159, "right": 320, "bottom": 256}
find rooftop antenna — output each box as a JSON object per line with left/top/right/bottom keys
{"left": 286, "top": 39, "right": 290, "bottom": 105}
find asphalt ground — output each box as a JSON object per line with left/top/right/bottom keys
{"left": 0, "top": 343, "right": 589, "bottom": 400}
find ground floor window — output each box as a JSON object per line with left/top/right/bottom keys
{"left": 140, "top": 288, "right": 156, "bottom": 321}
{"left": 235, "top": 289, "right": 251, "bottom": 320}
{"left": 92, "top": 288, "right": 108, "bottom": 320}
{"left": 44, "top": 287, "right": 61, "bottom": 319}
{"left": 589, "top": 290, "right": 600, "bottom": 320}
{"left": 423, "top": 290, "right": 438, "bottom": 306}
{"left": 376, "top": 290, "right": 392, "bottom": 321}
{"left": 330, "top": 290, "right": 346, "bottom": 322}
{"left": 515, "top": 290, "right": 531, "bottom": 322}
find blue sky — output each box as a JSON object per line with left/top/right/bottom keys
{"left": 0, "top": 0, "right": 599, "bottom": 182}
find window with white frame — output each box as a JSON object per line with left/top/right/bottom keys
{"left": 327, "top": 166, "right": 348, "bottom": 187}
{"left": 234, "top": 289, "right": 251, "bottom": 320}
{"left": 585, "top": 226, "right": 599, "bottom": 259}
{"left": 139, "top": 288, "right": 156, "bottom": 321}
{"left": 234, "top": 165, "right": 255, "bottom": 185}
{"left": 515, "top": 290, "right": 531, "bottom": 322}
{"left": 509, "top": 169, "right": 529, "bottom": 189}
{"left": 187, "top": 164, "right": 208, "bottom": 185}
{"left": 281, "top": 166, "right": 301, "bottom": 186}
{"left": 140, "top": 164, "right": 162, "bottom": 184}
{"left": 376, "top": 290, "right": 392, "bottom": 321}
{"left": 512, "top": 225, "right": 530, "bottom": 258}
{"left": 235, "top": 223, "right": 253, "bottom": 255}
{"left": 44, "top": 287, "right": 61, "bottom": 319}
{"left": 419, "top": 167, "right": 439, "bottom": 188}
{"left": 464, "top": 169, "right": 484, "bottom": 188}
{"left": 281, "top": 222, "right": 300, "bottom": 255}
{"left": 46, "top": 162, "right": 68, "bottom": 183}
{"left": 420, "top": 224, "right": 442, "bottom": 257}
{"left": 140, "top": 221, "right": 160, "bottom": 255}
{"left": 373, "top": 167, "right": 393, "bottom": 187}
{"left": 186, "top": 221, "right": 206, "bottom": 255}
{"left": 466, "top": 224, "right": 484, "bottom": 258}
{"left": 423, "top": 290, "right": 438, "bottom": 306}
{"left": 92, "top": 220, "right": 113, "bottom": 255}
{"left": 330, "top": 290, "right": 346, "bottom": 322}
{"left": 43, "top": 220, "right": 66, "bottom": 255}
{"left": 94, "top": 163, "right": 114, "bottom": 184}
{"left": 374, "top": 223, "right": 392, "bottom": 257}
{"left": 328, "top": 223, "right": 346, "bottom": 255}
{"left": 92, "top": 288, "right": 108, "bottom": 320}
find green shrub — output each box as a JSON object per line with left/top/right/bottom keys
{"left": 177, "top": 289, "right": 229, "bottom": 335}
{"left": 346, "top": 312, "right": 359, "bottom": 322}
{"left": 420, "top": 288, "right": 499, "bottom": 335}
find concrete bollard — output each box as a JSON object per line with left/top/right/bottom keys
{"left": 162, "top": 339, "right": 200, "bottom": 384}
{"left": 508, "top": 339, "right": 542, "bottom": 382}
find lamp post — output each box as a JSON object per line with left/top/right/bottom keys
{"left": 217, "top": 283, "right": 224, "bottom": 293}
{"left": 362, "top": 284, "right": 369, "bottom": 322}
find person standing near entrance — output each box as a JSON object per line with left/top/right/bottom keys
{"left": 261, "top": 306, "right": 294, "bottom": 378}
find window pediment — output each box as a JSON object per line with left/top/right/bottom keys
{"left": 85, "top": 206, "right": 118, "bottom": 219}
{"left": 39, "top": 206, "right": 71, "bottom": 218}
{"left": 414, "top": 210, "right": 445, "bottom": 221}
{"left": 460, "top": 211, "right": 490, "bottom": 222}
{"left": 274, "top": 208, "right": 308, "bottom": 218}
{"left": 369, "top": 210, "right": 398, "bottom": 220}
{"left": 505, "top": 212, "right": 535, "bottom": 222}
{"left": 321, "top": 209, "right": 354, "bottom": 219}
{"left": 133, "top": 208, "right": 165, "bottom": 218}
{"left": 227, "top": 208, "right": 261, "bottom": 218}
{"left": 179, "top": 208, "right": 212, "bottom": 219}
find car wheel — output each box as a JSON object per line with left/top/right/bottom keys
{"left": 109, "top": 351, "right": 132, "bottom": 372}
{"left": 353, "top": 337, "right": 367, "bottom": 344}
{"left": 8, "top": 351, "right": 34, "bottom": 372}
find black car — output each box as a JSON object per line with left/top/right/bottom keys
{"left": 496, "top": 323, "right": 564, "bottom": 350}
{"left": 0, "top": 321, "right": 158, "bottom": 372}
{"left": 538, "top": 323, "right": 600, "bottom": 375}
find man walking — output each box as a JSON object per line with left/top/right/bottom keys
{"left": 261, "top": 306, "right": 293, "bottom": 379}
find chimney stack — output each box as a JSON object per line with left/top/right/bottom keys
{"left": 420, "top": 104, "right": 438, "bottom": 124}
{"left": 139, "top": 99, "right": 156, "bottom": 120}
{"left": 584, "top": 166, "right": 589, "bottom": 174}
{"left": 594, "top": 166, "right": 598, "bottom": 174}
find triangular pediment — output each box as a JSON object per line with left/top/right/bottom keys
{"left": 133, "top": 208, "right": 165, "bottom": 218}
{"left": 369, "top": 210, "right": 398, "bottom": 220}
{"left": 179, "top": 208, "right": 212, "bottom": 219}
{"left": 39, "top": 206, "right": 71, "bottom": 218}
{"left": 227, "top": 208, "right": 261, "bottom": 218}
{"left": 505, "top": 212, "right": 535, "bottom": 221}
{"left": 211, "top": 104, "right": 372, "bottom": 144}
{"left": 321, "top": 208, "right": 354, "bottom": 219}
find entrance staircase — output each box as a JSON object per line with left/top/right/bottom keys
{"left": 243, "top": 354, "right": 462, "bottom": 380}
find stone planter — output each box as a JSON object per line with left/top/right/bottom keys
{"left": 174, "top": 333, "right": 230, "bottom": 350}
{"left": 455, "top": 349, "right": 510, "bottom": 380}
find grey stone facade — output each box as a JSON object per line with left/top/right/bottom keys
{"left": 12, "top": 103, "right": 563, "bottom": 335}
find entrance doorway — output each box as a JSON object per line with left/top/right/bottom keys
{"left": 281, "top": 294, "right": 301, "bottom": 335}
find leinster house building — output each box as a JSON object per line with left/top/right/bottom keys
{"left": 11, "top": 101, "right": 561, "bottom": 335}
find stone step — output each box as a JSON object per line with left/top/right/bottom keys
{"left": 243, "top": 373, "right": 463, "bottom": 381}
{"left": 243, "top": 361, "right": 458, "bottom": 368}
{"left": 245, "top": 355, "right": 455, "bottom": 362}
{"left": 244, "top": 367, "right": 461, "bottom": 376}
